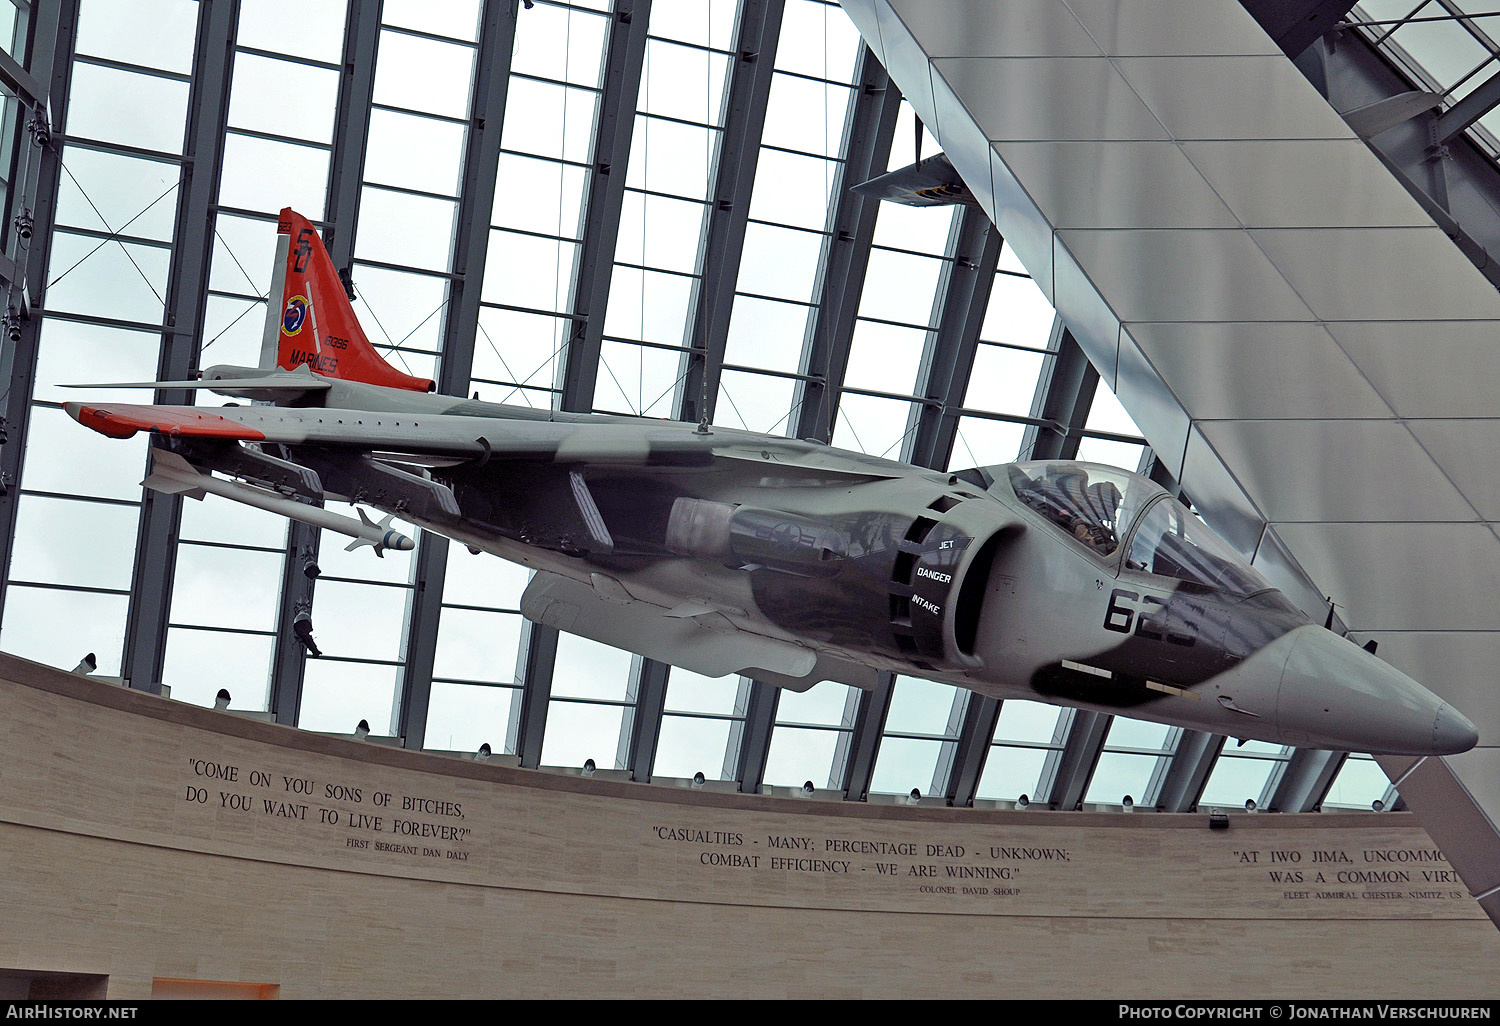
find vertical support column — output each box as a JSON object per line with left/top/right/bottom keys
{"left": 611, "top": 0, "right": 784, "bottom": 781}
{"left": 1266, "top": 748, "right": 1348, "bottom": 813}
{"left": 0, "top": 0, "right": 70, "bottom": 626}
{"left": 620, "top": 654, "right": 670, "bottom": 780}
{"left": 727, "top": 675, "right": 778, "bottom": 793}
{"left": 903, "top": 207, "right": 1001, "bottom": 468}
{"left": 942, "top": 694, "right": 1002, "bottom": 807}
{"left": 396, "top": 0, "right": 517, "bottom": 751}
{"left": 791, "top": 44, "right": 899, "bottom": 443}
{"left": 555, "top": 0, "right": 651, "bottom": 413}
{"left": 513, "top": 0, "right": 651, "bottom": 766}
{"left": 837, "top": 675, "right": 893, "bottom": 801}
{"left": 1154, "top": 730, "right": 1227, "bottom": 813}
{"left": 676, "top": 0, "right": 782, "bottom": 425}
{"left": 269, "top": 0, "right": 383, "bottom": 726}
{"left": 120, "top": 0, "right": 238, "bottom": 693}
{"left": 1019, "top": 319, "right": 1097, "bottom": 462}
{"left": 1047, "top": 708, "right": 1110, "bottom": 811}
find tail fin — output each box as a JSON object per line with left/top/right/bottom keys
{"left": 258, "top": 208, "right": 434, "bottom": 393}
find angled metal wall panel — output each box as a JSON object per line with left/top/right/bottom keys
{"left": 839, "top": 0, "right": 1500, "bottom": 921}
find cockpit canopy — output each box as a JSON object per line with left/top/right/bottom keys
{"left": 1002, "top": 461, "right": 1156, "bottom": 557}
{"left": 956, "top": 460, "right": 1277, "bottom": 598}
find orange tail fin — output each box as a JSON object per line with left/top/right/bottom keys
{"left": 267, "top": 208, "right": 434, "bottom": 393}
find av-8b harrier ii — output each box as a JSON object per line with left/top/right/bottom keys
{"left": 65, "top": 209, "right": 1478, "bottom": 758}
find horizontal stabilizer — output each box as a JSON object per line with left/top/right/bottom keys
{"left": 62, "top": 374, "right": 332, "bottom": 394}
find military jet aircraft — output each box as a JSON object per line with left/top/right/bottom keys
{"left": 64, "top": 209, "right": 1479, "bottom": 758}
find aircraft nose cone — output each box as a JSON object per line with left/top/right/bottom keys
{"left": 1276, "top": 625, "right": 1476, "bottom": 756}
{"left": 1432, "top": 702, "right": 1480, "bottom": 756}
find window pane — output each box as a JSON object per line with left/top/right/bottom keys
{"left": 551, "top": 634, "right": 633, "bottom": 701}
{"left": 540, "top": 700, "right": 625, "bottom": 769}
{"left": 162, "top": 629, "right": 274, "bottom": 711}
{"left": 762, "top": 725, "right": 842, "bottom": 789}
{"left": 425, "top": 682, "right": 517, "bottom": 754}
{"left": 869, "top": 736, "right": 944, "bottom": 796}
{"left": 1, "top": 585, "right": 128, "bottom": 677}
{"left": 67, "top": 63, "right": 189, "bottom": 153}
{"left": 653, "top": 714, "right": 734, "bottom": 780}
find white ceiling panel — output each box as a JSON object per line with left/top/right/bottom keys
{"left": 1199, "top": 419, "right": 1478, "bottom": 523}
{"left": 1252, "top": 227, "right": 1500, "bottom": 321}
{"left": 993, "top": 140, "right": 1238, "bottom": 229}
{"left": 1271, "top": 522, "right": 1500, "bottom": 632}
{"left": 1325, "top": 320, "right": 1500, "bottom": 418}
{"left": 1125, "top": 321, "right": 1392, "bottom": 421}
{"left": 1113, "top": 56, "right": 1352, "bottom": 140}
{"left": 932, "top": 56, "right": 1167, "bottom": 142}
{"left": 889, "top": 0, "right": 1100, "bottom": 58}
{"left": 1056, "top": 228, "right": 1314, "bottom": 322}
{"left": 1406, "top": 421, "right": 1500, "bottom": 522}
{"left": 1061, "top": 0, "right": 1281, "bottom": 57}
{"left": 1182, "top": 139, "right": 1436, "bottom": 229}
{"left": 1359, "top": 631, "right": 1500, "bottom": 746}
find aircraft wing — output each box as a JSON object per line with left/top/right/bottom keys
{"left": 520, "top": 570, "right": 881, "bottom": 691}
{"left": 64, "top": 400, "right": 914, "bottom": 481}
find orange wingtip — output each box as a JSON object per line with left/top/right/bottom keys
{"left": 65, "top": 403, "right": 267, "bottom": 441}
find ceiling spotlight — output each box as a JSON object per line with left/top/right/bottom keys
{"left": 582, "top": 758, "right": 596, "bottom": 777}
{"left": 1372, "top": 799, "right": 1386, "bottom": 812}
{"left": 801, "top": 780, "right": 815, "bottom": 796}
{"left": 292, "top": 605, "right": 322, "bottom": 657}
{"left": 28, "top": 110, "right": 50, "bottom": 149}
{"left": 1122, "top": 795, "right": 1134, "bottom": 811}
{"left": 1245, "top": 798, "right": 1258, "bottom": 813}
{"left": 72, "top": 652, "right": 96, "bottom": 675}
{"left": 354, "top": 719, "right": 370, "bottom": 740}
{"left": 12, "top": 208, "right": 32, "bottom": 240}
{"left": 475, "top": 743, "right": 491, "bottom": 762}
{"left": 1016, "top": 793, "right": 1030, "bottom": 809}
{"left": 214, "top": 688, "right": 230, "bottom": 710}
{"left": 906, "top": 788, "right": 922, "bottom": 806}
{"left": 691, "top": 771, "right": 705, "bottom": 789}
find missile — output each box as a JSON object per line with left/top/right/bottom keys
{"left": 144, "top": 449, "right": 414, "bottom": 557}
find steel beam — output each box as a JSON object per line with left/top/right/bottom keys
{"left": 396, "top": 0, "right": 518, "bottom": 750}
{"left": 728, "top": 676, "right": 779, "bottom": 793}
{"left": 556, "top": 0, "right": 651, "bottom": 413}
{"left": 1436, "top": 65, "right": 1500, "bottom": 144}
{"left": 1266, "top": 748, "right": 1348, "bottom": 813}
{"left": 1154, "top": 730, "right": 1227, "bottom": 813}
{"left": 791, "top": 44, "right": 900, "bottom": 443}
{"left": 510, "top": 610, "right": 558, "bottom": 768}
{"left": 1019, "top": 320, "right": 1097, "bottom": 462}
{"left": 621, "top": 653, "right": 670, "bottom": 780}
{"left": 942, "top": 694, "right": 1001, "bottom": 806}
{"left": 676, "top": 0, "right": 782, "bottom": 426}
{"left": 0, "top": 0, "right": 71, "bottom": 630}
{"left": 516, "top": 0, "right": 652, "bottom": 766}
{"left": 120, "top": 0, "right": 238, "bottom": 694}
{"left": 837, "top": 673, "right": 893, "bottom": 800}
{"left": 270, "top": 0, "right": 383, "bottom": 726}
{"left": 1047, "top": 709, "right": 1110, "bottom": 811}
{"left": 1239, "top": 0, "right": 1358, "bottom": 59}
{"left": 904, "top": 207, "right": 1001, "bottom": 468}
